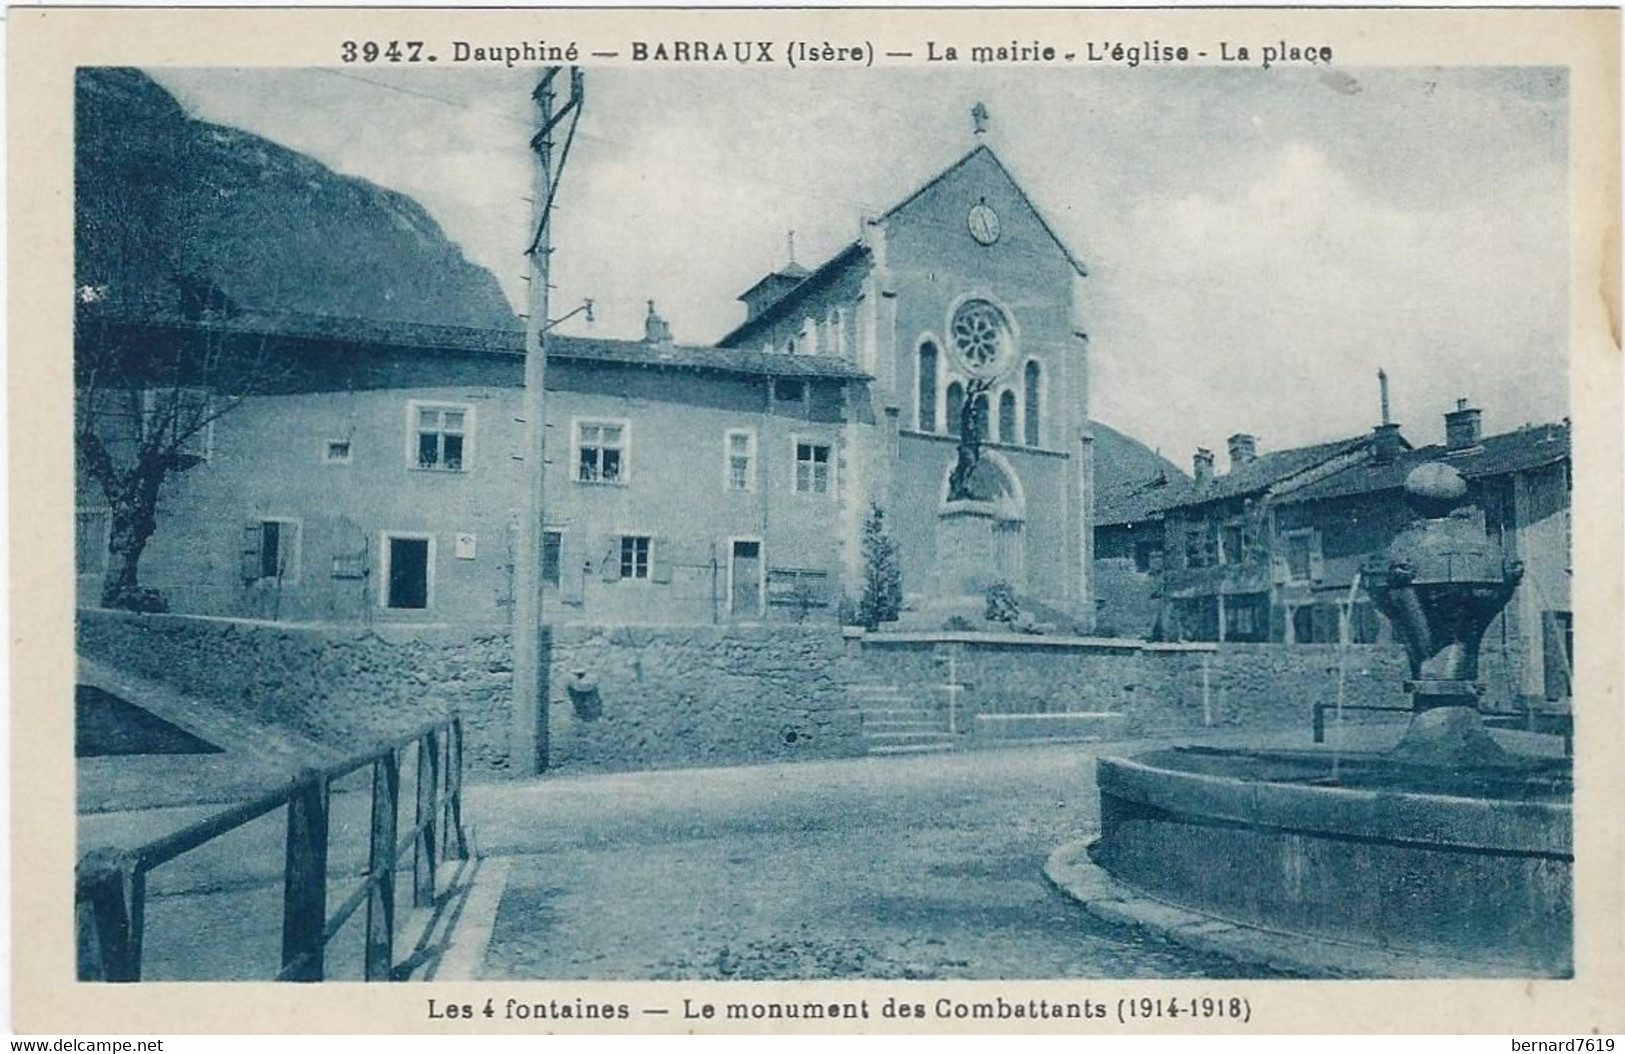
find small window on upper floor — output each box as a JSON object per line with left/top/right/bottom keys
{"left": 794, "top": 441, "right": 832, "bottom": 495}
{"left": 575, "top": 420, "right": 628, "bottom": 484}
{"left": 411, "top": 402, "right": 471, "bottom": 472}
{"left": 324, "top": 439, "right": 352, "bottom": 464}
{"left": 725, "top": 429, "right": 756, "bottom": 492}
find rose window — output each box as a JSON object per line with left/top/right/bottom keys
{"left": 951, "top": 300, "right": 1011, "bottom": 376}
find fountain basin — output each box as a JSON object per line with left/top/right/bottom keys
{"left": 1091, "top": 748, "right": 1572, "bottom": 976}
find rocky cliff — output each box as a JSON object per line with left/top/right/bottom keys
{"left": 75, "top": 67, "right": 518, "bottom": 330}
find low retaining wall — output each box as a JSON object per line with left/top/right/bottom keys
{"left": 849, "top": 632, "right": 1412, "bottom": 738}
{"left": 78, "top": 610, "right": 1480, "bottom": 779}
{"left": 77, "top": 611, "right": 864, "bottom": 777}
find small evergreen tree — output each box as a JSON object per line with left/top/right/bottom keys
{"left": 858, "top": 502, "right": 904, "bottom": 629}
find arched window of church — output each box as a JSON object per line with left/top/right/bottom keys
{"left": 918, "top": 343, "right": 938, "bottom": 431}
{"left": 973, "top": 392, "right": 991, "bottom": 438}
{"left": 1024, "top": 360, "right": 1042, "bottom": 446}
{"left": 998, "top": 390, "right": 1017, "bottom": 443}
{"left": 946, "top": 381, "right": 965, "bottom": 438}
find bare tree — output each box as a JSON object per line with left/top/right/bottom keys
{"left": 75, "top": 291, "right": 285, "bottom": 610}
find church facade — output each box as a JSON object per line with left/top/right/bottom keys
{"left": 76, "top": 142, "right": 1094, "bottom": 629}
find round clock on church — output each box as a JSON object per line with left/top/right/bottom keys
{"left": 967, "top": 203, "right": 1000, "bottom": 245}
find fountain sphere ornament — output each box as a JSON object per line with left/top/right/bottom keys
{"left": 1364, "top": 461, "right": 1524, "bottom": 764}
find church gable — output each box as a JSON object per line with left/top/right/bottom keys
{"left": 881, "top": 145, "right": 1085, "bottom": 277}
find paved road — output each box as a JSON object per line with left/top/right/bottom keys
{"left": 469, "top": 740, "right": 1288, "bottom": 981}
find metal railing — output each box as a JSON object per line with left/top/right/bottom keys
{"left": 76, "top": 715, "right": 470, "bottom": 982}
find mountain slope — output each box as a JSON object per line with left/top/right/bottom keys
{"left": 75, "top": 67, "right": 518, "bottom": 330}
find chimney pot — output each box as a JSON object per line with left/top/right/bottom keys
{"left": 1372, "top": 422, "right": 1403, "bottom": 465}
{"left": 644, "top": 300, "right": 673, "bottom": 346}
{"left": 1444, "top": 400, "right": 1482, "bottom": 452}
{"left": 1226, "top": 433, "right": 1257, "bottom": 468}
{"left": 1193, "top": 447, "right": 1215, "bottom": 485}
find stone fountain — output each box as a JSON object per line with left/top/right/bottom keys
{"left": 1072, "top": 463, "right": 1572, "bottom": 976}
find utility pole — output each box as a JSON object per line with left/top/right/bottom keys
{"left": 513, "top": 67, "right": 581, "bottom": 775}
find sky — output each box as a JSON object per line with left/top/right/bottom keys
{"left": 150, "top": 66, "right": 1569, "bottom": 470}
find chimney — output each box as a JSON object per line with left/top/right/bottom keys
{"left": 1378, "top": 368, "right": 1391, "bottom": 426}
{"left": 1227, "top": 433, "right": 1257, "bottom": 468}
{"left": 1193, "top": 448, "right": 1215, "bottom": 485}
{"left": 643, "top": 299, "right": 672, "bottom": 346}
{"left": 1371, "top": 422, "right": 1403, "bottom": 465}
{"left": 1445, "top": 398, "right": 1482, "bottom": 452}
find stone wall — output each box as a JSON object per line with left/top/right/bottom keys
{"left": 79, "top": 610, "right": 1495, "bottom": 782}
{"left": 541, "top": 624, "right": 862, "bottom": 772}
{"left": 850, "top": 633, "right": 1414, "bottom": 739}
{"left": 76, "top": 610, "right": 864, "bottom": 777}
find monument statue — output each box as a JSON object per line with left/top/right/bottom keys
{"left": 947, "top": 377, "right": 993, "bottom": 502}
{"left": 1364, "top": 461, "right": 1524, "bottom": 764}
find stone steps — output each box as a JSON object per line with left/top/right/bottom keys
{"left": 852, "top": 681, "right": 955, "bottom": 756}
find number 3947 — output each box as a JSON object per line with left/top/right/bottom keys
{"left": 340, "top": 41, "right": 430, "bottom": 63}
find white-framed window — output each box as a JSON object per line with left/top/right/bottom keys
{"left": 619, "top": 535, "right": 652, "bottom": 580}
{"left": 76, "top": 509, "right": 111, "bottom": 575}
{"left": 574, "top": 418, "right": 629, "bottom": 485}
{"left": 141, "top": 387, "right": 215, "bottom": 462}
{"left": 380, "top": 531, "right": 435, "bottom": 610}
{"left": 724, "top": 429, "right": 756, "bottom": 492}
{"left": 323, "top": 438, "right": 353, "bottom": 464}
{"left": 793, "top": 438, "right": 833, "bottom": 495}
{"left": 408, "top": 401, "right": 472, "bottom": 472}
{"left": 242, "top": 518, "right": 301, "bottom": 584}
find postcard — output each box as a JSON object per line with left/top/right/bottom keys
{"left": 8, "top": 4, "right": 1621, "bottom": 1036}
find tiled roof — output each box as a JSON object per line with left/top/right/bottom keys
{"left": 550, "top": 334, "right": 870, "bottom": 379}
{"left": 84, "top": 305, "right": 871, "bottom": 380}
{"left": 1095, "top": 472, "right": 1193, "bottom": 527}
{"left": 1278, "top": 423, "right": 1570, "bottom": 504}
{"left": 717, "top": 242, "right": 870, "bottom": 348}
{"left": 1093, "top": 435, "right": 1372, "bottom": 526}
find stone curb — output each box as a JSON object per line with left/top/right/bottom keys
{"left": 1043, "top": 840, "right": 1532, "bottom": 980}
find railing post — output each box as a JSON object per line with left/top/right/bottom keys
{"left": 75, "top": 849, "right": 145, "bottom": 982}
{"left": 281, "top": 771, "right": 330, "bottom": 982}
{"left": 414, "top": 730, "right": 440, "bottom": 909}
{"left": 364, "top": 751, "right": 400, "bottom": 981}
{"left": 441, "top": 718, "right": 470, "bottom": 862}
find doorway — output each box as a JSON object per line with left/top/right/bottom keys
{"left": 730, "top": 539, "right": 763, "bottom": 618}
{"left": 383, "top": 534, "right": 431, "bottom": 610}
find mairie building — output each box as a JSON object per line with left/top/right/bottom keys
{"left": 76, "top": 141, "right": 1096, "bottom": 629}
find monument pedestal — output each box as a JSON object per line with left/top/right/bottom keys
{"left": 935, "top": 501, "right": 998, "bottom": 597}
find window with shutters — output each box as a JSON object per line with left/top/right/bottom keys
{"left": 620, "top": 535, "right": 651, "bottom": 580}
{"left": 574, "top": 419, "right": 628, "bottom": 484}
{"left": 724, "top": 429, "right": 756, "bottom": 492}
{"left": 793, "top": 440, "right": 832, "bottom": 495}
{"left": 242, "top": 519, "right": 301, "bottom": 584}
{"left": 408, "top": 401, "right": 471, "bottom": 472}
